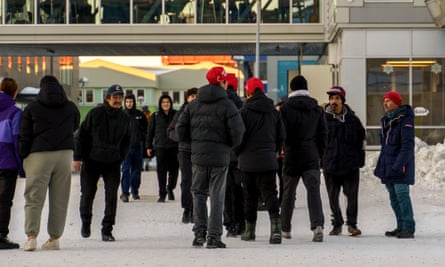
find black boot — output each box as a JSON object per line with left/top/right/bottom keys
{"left": 269, "top": 217, "right": 282, "bottom": 244}
{"left": 0, "top": 235, "right": 19, "bottom": 249}
{"left": 241, "top": 222, "right": 256, "bottom": 241}
{"left": 81, "top": 222, "right": 91, "bottom": 238}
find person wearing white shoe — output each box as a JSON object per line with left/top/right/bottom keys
{"left": 19, "top": 75, "right": 80, "bottom": 251}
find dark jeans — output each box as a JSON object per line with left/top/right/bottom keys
{"left": 281, "top": 169, "right": 324, "bottom": 232}
{"left": 277, "top": 157, "right": 283, "bottom": 204}
{"left": 223, "top": 162, "right": 244, "bottom": 229}
{"left": 156, "top": 147, "right": 179, "bottom": 198}
{"left": 121, "top": 145, "right": 143, "bottom": 195}
{"left": 0, "top": 170, "right": 18, "bottom": 237}
{"left": 79, "top": 160, "right": 121, "bottom": 234}
{"left": 241, "top": 170, "right": 280, "bottom": 223}
{"left": 386, "top": 183, "right": 415, "bottom": 233}
{"left": 178, "top": 150, "right": 193, "bottom": 211}
{"left": 192, "top": 164, "right": 228, "bottom": 240}
{"left": 324, "top": 169, "right": 359, "bottom": 227}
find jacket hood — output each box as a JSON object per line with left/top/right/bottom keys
{"left": 125, "top": 94, "right": 137, "bottom": 111}
{"left": 287, "top": 93, "right": 319, "bottom": 111}
{"left": 36, "top": 80, "right": 67, "bottom": 107}
{"left": 0, "top": 92, "right": 15, "bottom": 111}
{"left": 197, "top": 84, "right": 227, "bottom": 103}
{"left": 384, "top": 104, "right": 414, "bottom": 122}
{"left": 245, "top": 91, "right": 274, "bottom": 113}
{"left": 158, "top": 95, "right": 173, "bottom": 113}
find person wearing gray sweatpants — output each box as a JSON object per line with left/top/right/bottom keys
{"left": 19, "top": 75, "right": 80, "bottom": 251}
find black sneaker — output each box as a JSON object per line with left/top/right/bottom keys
{"left": 102, "top": 233, "right": 115, "bottom": 242}
{"left": 192, "top": 232, "right": 207, "bottom": 247}
{"left": 0, "top": 236, "right": 19, "bottom": 249}
{"left": 329, "top": 226, "right": 342, "bottom": 236}
{"left": 182, "top": 210, "right": 192, "bottom": 224}
{"left": 396, "top": 230, "right": 414, "bottom": 239}
{"left": 120, "top": 194, "right": 129, "bottom": 203}
{"left": 226, "top": 226, "right": 238, "bottom": 237}
{"left": 132, "top": 194, "right": 140, "bottom": 200}
{"left": 157, "top": 195, "right": 166, "bottom": 203}
{"left": 206, "top": 237, "right": 226, "bottom": 249}
{"left": 385, "top": 228, "right": 401, "bottom": 237}
{"left": 167, "top": 190, "right": 175, "bottom": 201}
{"left": 81, "top": 223, "right": 91, "bottom": 238}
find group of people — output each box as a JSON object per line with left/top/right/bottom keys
{"left": 0, "top": 66, "right": 416, "bottom": 251}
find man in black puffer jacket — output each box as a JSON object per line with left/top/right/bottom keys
{"left": 280, "top": 75, "right": 327, "bottom": 242}
{"left": 73, "top": 84, "right": 131, "bottom": 242}
{"left": 321, "top": 86, "right": 365, "bottom": 237}
{"left": 176, "top": 66, "right": 245, "bottom": 249}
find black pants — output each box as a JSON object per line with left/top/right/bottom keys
{"left": 324, "top": 169, "right": 360, "bottom": 227}
{"left": 79, "top": 160, "right": 121, "bottom": 234}
{"left": 0, "top": 170, "right": 18, "bottom": 237}
{"left": 178, "top": 150, "right": 193, "bottom": 211}
{"left": 155, "top": 147, "right": 179, "bottom": 198}
{"left": 241, "top": 170, "right": 280, "bottom": 223}
{"left": 281, "top": 169, "right": 324, "bottom": 232}
{"left": 223, "top": 162, "right": 245, "bottom": 228}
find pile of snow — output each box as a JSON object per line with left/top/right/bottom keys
{"left": 361, "top": 137, "right": 445, "bottom": 192}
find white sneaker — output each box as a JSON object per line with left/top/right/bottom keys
{"left": 41, "top": 239, "right": 60, "bottom": 250}
{"left": 24, "top": 238, "right": 37, "bottom": 251}
{"left": 312, "top": 226, "right": 323, "bottom": 242}
{"left": 281, "top": 231, "right": 291, "bottom": 239}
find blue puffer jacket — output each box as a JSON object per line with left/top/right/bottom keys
{"left": 374, "top": 105, "right": 415, "bottom": 185}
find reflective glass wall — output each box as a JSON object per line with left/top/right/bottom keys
{"left": 1, "top": 0, "right": 320, "bottom": 24}
{"left": 366, "top": 58, "right": 445, "bottom": 145}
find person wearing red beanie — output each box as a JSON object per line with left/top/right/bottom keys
{"left": 383, "top": 91, "right": 402, "bottom": 108}
{"left": 374, "top": 91, "right": 416, "bottom": 239}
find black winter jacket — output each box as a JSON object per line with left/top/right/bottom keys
{"left": 322, "top": 104, "right": 365, "bottom": 175}
{"left": 19, "top": 82, "right": 80, "bottom": 158}
{"left": 280, "top": 91, "right": 327, "bottom": 175}
{"left": 167, "top": 102, "right": 191, "bottom": 152}
{"left": 237, "top": 91, "right": 285, "bottom": 172}
{"left": 124, "top": 95, "right": 148, "bottom": 147}
{"left": 176, "top": 84, "right": 245, "bottom": 167}
{"left": 74, "top": 102, "right": 131, "bottom": 163}
{"left": 145, "top": 95, "right": 177, "bottom": 150}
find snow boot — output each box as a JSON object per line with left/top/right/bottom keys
{"left": 269, "top": 217, "right": 282, "bottom": 244}
{"left": 241, "top": 222, "right": 256, "bottom": 241}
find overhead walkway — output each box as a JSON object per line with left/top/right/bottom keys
{"left": 0, "top": 0, "right": 327, "bottom": 57}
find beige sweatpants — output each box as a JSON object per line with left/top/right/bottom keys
{"left": 23, "top": 150, "right": 73, "bottom": 239}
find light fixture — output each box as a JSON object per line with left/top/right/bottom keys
{"left": 425, "top": 0, "right": 445, "bottom": 28}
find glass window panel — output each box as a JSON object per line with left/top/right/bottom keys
{"left": 70, "top": 0, "right": 98, "bottom": 23}
{"left": 102, "top": 0, "right": 130, "bottom": 23}
{"left": 197, "top": 0, "right": 224, "bottom": 23}
{"left": 6, "top": 0, "right": 33, "bottom": 24}
{"left": 173, "top": 91, "right": 180, "bottom": 103}
{"left": 39, "top": 0, "right": 66, "bottom": 24}
{"left": 292, "top": 0, "right": 319, "bottom": 23}
{"left": 134, "top": 0, "right": 160, "bottom": 23}
{"left": 86, "top": 89, "right": 94, "bottom": 103}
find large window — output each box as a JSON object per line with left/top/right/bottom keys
{"left": 366, "top": 58, "right": 445, "bottom": 145}
{"left": 1, "top": 0, "right": 321, "bottom": 24}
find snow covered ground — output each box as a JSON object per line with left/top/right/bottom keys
{"left": 2, "top": 138, "right": 445, "bottom": 267}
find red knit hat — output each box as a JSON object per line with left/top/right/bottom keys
{"left": 206, "top": 66, "right": 229, "bottom": 85}
{"left": 246, "top": 77, "right": 264, "bottom": 95}
{"left": 383, "top": 91, "right": 402, "bottom": 106}
{"left": 226, "top": 73, "right": 238, "bottom": 91}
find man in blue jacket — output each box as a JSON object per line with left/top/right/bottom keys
{"left": 374, "top": 91, "right": 415, "bottom": 239}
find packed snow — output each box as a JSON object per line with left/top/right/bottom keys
{"left": 2, "top": 137, "right": 445, "bottom": 266}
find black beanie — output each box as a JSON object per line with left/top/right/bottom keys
{"left": 290, "top": 75, "right": 308, "bottom": 91}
